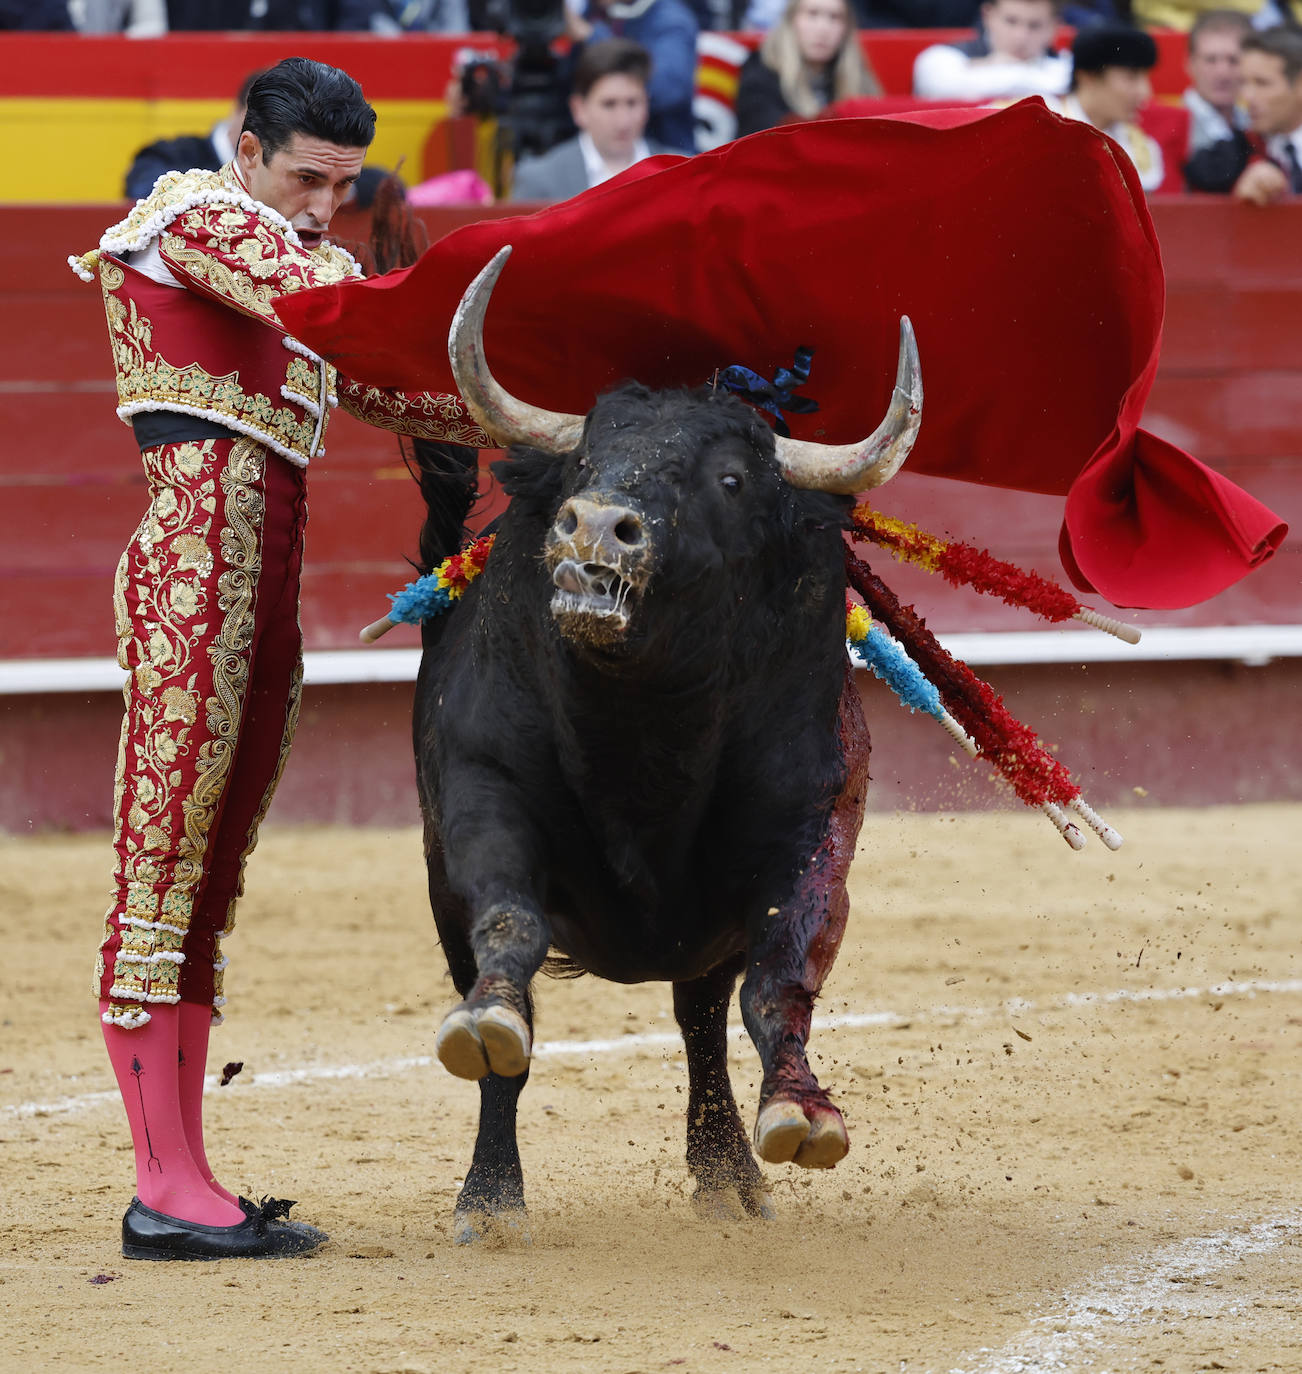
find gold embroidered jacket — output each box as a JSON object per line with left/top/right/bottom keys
{"left": 71, "top": 165, "right": 488, "bottom": 465}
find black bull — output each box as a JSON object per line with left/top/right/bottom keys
{"left": 413, "top": 251, "right": 920, "bottom": 1243}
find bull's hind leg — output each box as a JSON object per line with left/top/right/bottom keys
{"left": 740, "top": 673, "right": 870, "bottom": 1171}
{"left": 673, "top": 960, "right": 776, "bottom": 1221}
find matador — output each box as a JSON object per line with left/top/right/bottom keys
{"left": 70, "top": 57, "right": 486, "bottom": 1260}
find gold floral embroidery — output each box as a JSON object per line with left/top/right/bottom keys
{"left": 161, "top": 230, "right": 283, "bottom": 321}
{"left": 160, "top": 208, "right": 354, "bottom": 323}
{"left": 219, "top": 653, "right": 303, "bottom": 943}
{"left": 101, "top": 438, "right": 264, "bottom": 1017}
{"left": 98, "top": 277, "right": 320, "bottom": 460}
{"left": 336, "top": 380, "right": 492, "bottom": 445}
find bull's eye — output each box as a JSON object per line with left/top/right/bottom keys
{"left": 719, "top": 473, "right": 743, "bottom": 493}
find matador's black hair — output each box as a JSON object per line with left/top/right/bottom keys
{"left": 242, "top": 56, "right": 376, "bottom": 158}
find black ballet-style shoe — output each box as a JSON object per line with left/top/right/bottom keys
{"left": 238, "top": 1194, "right": 329, "bottom": 1244}
{"left": 121, "top": 1197, "right": 326, "bottom": 1261}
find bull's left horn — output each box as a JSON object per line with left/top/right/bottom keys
{"left": 448, "top": 246, "right": 586, "bottom": 454}
{"left": 774, "top": 317, "right": 922, "bottom": 494}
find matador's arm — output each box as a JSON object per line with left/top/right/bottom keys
{"left": 159, "top": 204, "right": 490, "bottom": 445}
{"left": 333, "top": 379, "right": 491, "bottom": 445}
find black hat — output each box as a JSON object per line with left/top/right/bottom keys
{"left": 1071, "top": 25, "right": 1159, "bottom": 74}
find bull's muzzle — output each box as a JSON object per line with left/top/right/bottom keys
{"left": 547, "top": 497, "right": 649, "bottom": 645}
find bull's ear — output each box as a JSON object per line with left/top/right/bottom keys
{"left": 448, "top": 247, "right": 586, "bottom": 455}
{"left": 774, "top": 318, "right": 922, "bottom": 494}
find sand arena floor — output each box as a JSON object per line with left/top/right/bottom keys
{"left": 2, "top": 804, "right": 1300, "bottom": 1373}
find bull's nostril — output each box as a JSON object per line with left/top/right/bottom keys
{"left": 559, "top": 507, "right": 578, "bottom": 537}
{"left": 614, "top": 517, "right": 642, "bottom": 546}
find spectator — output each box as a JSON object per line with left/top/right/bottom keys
{"left": 124, "top": 72, "right": 260, "bottom": 201}
{"left": 912, "top": 0, "right": 1070, "bottom": 101}
{"left": 1183, "top": 10, "right": 1252, "bottom": 155}
{"left": 735, "top": 0, "right": 880, "bottom": 138}
{"left": 510, "top": 38, "right": 678, "bottom": 201}
{"left": 0, "top": 0, "right": 73, "bottom": 24}
{"left": 1132, "top": 0, "right": 1256, "bottom": 35}
{"left": 1186, "top": 27, "right": 1302, "bottom": 199}
{"left": 165, "top": 1, "right": 388, "bottom": 26}
{"left": 567, "top": 0, "right": 699, "bottom": 153}
{"left": 1048, "top": 26, "right": 1165, "bottom": 191}
{"left": 336, "top": 0, "right": 469, "bottom": 29}
{"left": 69, "top": 0, "right": 166, "bottom": 31}
{"left": 853, "top": 0, "right": 981, "bottom": 27}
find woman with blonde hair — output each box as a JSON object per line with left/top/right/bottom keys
{"left": 735, "top": 0, "right": 881, "bottom": 136}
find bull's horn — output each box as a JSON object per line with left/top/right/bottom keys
{"left": 774, "top": 318, "right": 922, "bottom": 494}
{"left": 448, "top": 246, "right": 586, "bottom": 454}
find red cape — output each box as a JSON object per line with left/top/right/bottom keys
{"left": 277, "top": 99, "right": 1285, "bottom": 610}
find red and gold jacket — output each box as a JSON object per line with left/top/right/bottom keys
{"left": 70, "top": 164, "right": 487, "bottom": 465}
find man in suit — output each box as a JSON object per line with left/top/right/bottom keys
{"left": 1185, "top": 27, "right": 1302, "bottom": 197}
{"left": 1182, "top": 9, "right": 1251, "bottom": 157}
{"left": 510, "top": 39, "right": 680, "bottom": 202}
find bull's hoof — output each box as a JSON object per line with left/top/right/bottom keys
{"left": 453, "top": 1204, "right": 532, "bottom": 1247}
{"left": 435, "top": 1004, "right": 531, "bottom": 1080}
{"left": 477, "top": 1005, "right": 532, "bottom": 1077}
{"left": 754, "top": 1100, "right": 849, "bottom": 1170}
{"left": 692, "top": 1183, "right": 777, "bottom": 1223}
{"left": 435, "top": 1008, "right": 490, "bottom": 1079}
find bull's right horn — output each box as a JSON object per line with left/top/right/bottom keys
{"left": 774, "top": 318, "right": 922, "bottom": 494}
{"left": 448, "top": 246, "right": 586, "bottom": 454}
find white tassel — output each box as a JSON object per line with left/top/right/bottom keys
{"left": 1073, "top": 607, "right": 1142, "bottom": 645}
{"left": 1068, "top": 795, "right": 1124, "bottom": 849}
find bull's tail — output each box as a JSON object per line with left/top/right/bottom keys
{"left": 358, "top": 176, "right": 482, "bottom": 573}
{"left": 405, "top": 439, "right": 481, "bottom": 574}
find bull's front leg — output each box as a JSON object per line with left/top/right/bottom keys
{"left": 433, "top": 788, "right": 551, "bottom": 1083}
{"left": 435, "top": 891, "right": 550, "bottom": 1080}
{"left": 739, "top": 673, "right": 870, "bottom": 1170}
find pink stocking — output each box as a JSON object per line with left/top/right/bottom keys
{"left": 101, "top": 1000, "right": 244, "bottom": 1226}
{"left": 177, "top": 1000, "right": 240, "bottom": 1207}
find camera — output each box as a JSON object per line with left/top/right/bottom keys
{"left": 464, "top": 0, "right": 575, "bottom": 163}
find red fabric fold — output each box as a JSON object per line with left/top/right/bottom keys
{"left": 277, "top": 99, "right": 1285, "bottom": 610}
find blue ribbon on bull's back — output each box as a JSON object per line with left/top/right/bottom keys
{"left": 716, "top": 347, "right": 819, "bottom": 438}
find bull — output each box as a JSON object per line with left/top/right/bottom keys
{"left": 414, "top": 248, "right": 922, "bottom": 1242}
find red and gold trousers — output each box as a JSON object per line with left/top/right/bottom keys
{"left": 96, "top": 435, "right": 307, "bottom": 1030}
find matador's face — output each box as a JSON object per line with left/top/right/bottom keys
{"left": 235, "top": 131, "right": 366, "bottom": 251}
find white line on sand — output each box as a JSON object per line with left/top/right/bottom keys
{"left": 950, "top": 1211, "right": 1302, "bottom": 1374}
{"left": 8, "top": 977, "right": 1302, "bottom": 1122}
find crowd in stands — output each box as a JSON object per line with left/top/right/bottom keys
{"left": 10, "top": 0, "right": 1300, "bottom": 205}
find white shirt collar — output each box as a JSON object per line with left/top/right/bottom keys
{"left": 1266, "top": 123, "right": 1302, "bottom": 166}
{"left": 577, "top": 131, "right": 652, "bottom": 189}
{"left": 211, "top": 119, "right": 237, "bottom": 166}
